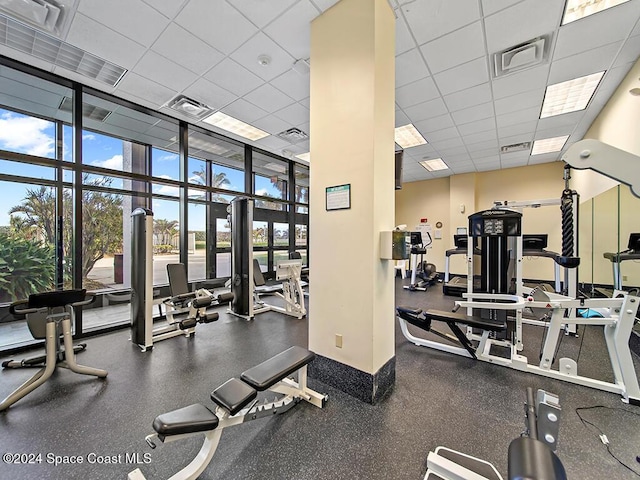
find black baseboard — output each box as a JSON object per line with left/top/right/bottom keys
{"left": 308, "top": 354, "right": 395, "bottom": 404}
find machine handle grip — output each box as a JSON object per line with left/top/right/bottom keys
{"left": 70, "top": 292, "right": 96, "bottom": 308}
{"left": 9, "top": 299, "right": 39, "bottom": 316}
{"left": 452, "top": 304, "right": 461, "bottom": 313}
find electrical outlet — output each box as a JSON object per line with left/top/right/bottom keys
{"left": 335, "top": 334, "right": 343, "bottom": 348}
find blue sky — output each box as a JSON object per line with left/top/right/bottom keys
{"left": 0, "top": 107, "right": 279, "bottom": 229}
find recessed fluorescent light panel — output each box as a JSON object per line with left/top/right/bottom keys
{"left": 296, "top": 152, "right": 310, "bottom": 162}
{"left": 420, "top": 158, "right": 448, "bottom": 171}
{"left": 394, "top": 124, "right": 427, "bottom": 149}
{"left": 540, "top": 71, "right": 604, "bottom": 118}
{"left": 202, "top": 112, "right": 270, "bottom": 141}
{"left": 531, "top": 136, "right": 569, "bottom": 155}
{"left": 562, "top": 0, "right": 630, "bottom": 25}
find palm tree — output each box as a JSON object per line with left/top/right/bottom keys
{"left": 192, "top": 163, "right": 231, "bottom": 203}
{"left": 153, "top": 219, "right": 179, "bottom": 246}
{"left": 8, "top": 186, "right": 56, "bottom": 244}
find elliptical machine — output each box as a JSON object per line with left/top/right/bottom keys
{"left": 403, "top": 231, "right": 438, "bottom": 292}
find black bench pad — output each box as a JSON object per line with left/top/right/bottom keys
{"left": 241, "top": 346, "right": 315, "bottom": 391}
{"left": 153, "top": 404, "right": 218, "bottom": 437}
{"left": 211, "top": 378, "right": 257, "bottom": 415}
{"left": 425, "top": 309, "right": 506, "bottom": 332}
{"left": 397, "top": 306, "right": 422, "bottom": 316}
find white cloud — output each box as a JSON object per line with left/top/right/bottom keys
{"left": 157, "top": 154, "right": 178, "bottom": 162}
{"left": 92, "top": 154, "right": 123, "bottom": 170}
{"left": 83, "top": 133, "right": 96, "bottom": 141}
{"left": 154, "top": 184, "right": 179, "bottom": 196}
{"left": 256, "top": 188, "right": 269, "bottom": 196}
{"left": 0, "top": 112, "right": 54, "bottom": 157}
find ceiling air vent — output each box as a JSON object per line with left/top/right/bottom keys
{"left": 0, "top": 13, "right": 127, "bottom": 86}
{"left": 492, "top": 34, "right": 552, "bottom": 78}
{"left": 500, "top": 142, "right": 531, "bottom": 154}
{"left": 58, "top": 97, "right": 113, "bottom": 122}
{"left": 0, "top": 0, "right": 76, "bottom": 36}
{"left": 277, "top": 127, "right": 308, "bottom": 143}
{"left": 166, "top": 95, "right": 214, "bottom": 120}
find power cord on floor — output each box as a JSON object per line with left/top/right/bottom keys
{"left": 575, "top": 405, "right": 640, "bottom": 477}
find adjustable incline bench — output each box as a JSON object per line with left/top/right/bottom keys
{"left": 129, "top": 346, "right": 327, "bottom": 480}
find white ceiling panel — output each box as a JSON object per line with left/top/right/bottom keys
{"left": 403, "top": 97, "right": 449, "bottom": 123}
{"left": 273, "top": 102, "right": 310, "bottom": 126}
{"left": 204, "top": 58, "right": 264, "bottom": 97}
{"left": 494, "top": 89, "right": 544, "bottom": 116}
{"left": 230, "top": 32, "right": 296, "bottom": 82}
{"left": 484, "top": 0, "right": 564, "bottom": 54}
{"left": 432, "top": 139, "right": 466, "bottom": 153}
{"left": 175, "top": 0, "right": 258, "bottom": 54}
{"left": 444, "top": 153, "right": 472, "bottom": 164}
{"left": 476, "top": 162, "right": 501, "bottom": 171}
{"left": 535, "top": 110, "right": 583, "bottom": 130}
{"left": 491, "top": 64, "right": 550, "bottom": 100}
{"left": 271, "top": 70, "right": 311, "bottom": 102}
{"left": 420, "top": 22, "right": 486, "bottom": 74}
{"left": 299, "top": 97, "right": 310, "bottom": 109}
{"left": 481, "top": 0, "right": 525, "bottom": 17}
{"left": 463, "top": 129, "right": 498, "bottom": 145}
{"left": 223, "top": 98, "right": 268, "bottom": 123}
{"left": 548, "top": 42, "right": 623, "bottom": 85}
{"left": 553, "top": 1, "right": 639, "bottom": 60}
{"left": 402, "top": 143, "right": 438, "bottom": 157}
{"left": 133, "top": 51, "right": 199, "bottom": 93}
{"left": 115, "top": 72, "right": 175, "bottom": 108}
{"left": 469, "top": 147, "right": 500, "bottom": 159}
{"left": 77, "top": 0, "right": 170, "bottom": 47}
{"left": 423, "top": 127, "right": 460, "bottom": 142}
{"left": 395, "top": 109, "right": 411, "bottom": 127}
{"left": 141, "top": 0, "right": 189, "bottom": 19}
{"left": 451, "top": 102, "right": 495, "bottom": 125}
{"left": 264, "top": 0, "right": 318, "bottom": 60}
{"left": 414, "top": 113, "right": 455, "bottom": 133}
{"left": 395, "top": 77, "right": 440, "bottom": 109}
{"left": 473, "top": 154, "right": 501, "bottom": 164}
{"left": 457, "top": 117, "right": 496, "bottom": 136}
{"left": 151, "top": 23, "right": 224, "bottom": 76}
{"left": 230, "top": 0, "right": 298, "bottom": 28}
{"left": 495, "top": 106, "right": 540, "bottom": 128}
{"left": 443, "top": 83, "right": 493, "bottom": 112}
{"left": 395, "top": 16, "right": 416, "bottom": 55}
{"left": 181, "top": 77, "right": 237, "bottom": 111}
{"left": 533, "top": 125, "right": 574, "bottom": 140}
{"left": 253, "top": 135, "right": 290, "bottom": 151}
{"left": 497, "top": 120, "right": 538, "bottom": 139}
{"left": 311, "top": 0, "right": 340, "bottom": 12}
{"left": 244, "top": 83, "right": 295, "bottom": 113}
{"left": 528, "top": 154, "right": 560, "bottom": 165}
{"left": 66, "top": 14, "right": 146, "bottom": 69}
{"left": 402, "top": 0, "right": 481, "bottom": 45}
{"left": 396, "top": 48, "right": 429, "bottom": 88}
{"left": 433, "top": 57, "right": 489, "bottom": 96}
{"left": 500, "top": 150, "right": 530, "bottom": 165}
{"left": 613, "top": 34, "right": 640, "bottom": 67}
{"left": 592, "top": 63, "right": 637, "bottom": 104}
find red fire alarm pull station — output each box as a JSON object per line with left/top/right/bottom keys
{"left": 420, "top": 218, "right": 428, "bottom": 223}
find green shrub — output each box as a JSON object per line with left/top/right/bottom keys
{"left": 0, "top": 233, "right": 55, "bottom": 303}
{"left": 153, "top": 244, "right": 174, "bottom": 254}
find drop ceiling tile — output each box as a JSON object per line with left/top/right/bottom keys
{"left": 445, "top": 153, "right": 472, "bottom": 163}
{"left": 396, "top": 48, "right": 429, "bottom": 88}
{"left": 230, "top": 0, "right": 298, "bottom": 28}
{"left": 141, "top": 0, "right": 188, "bottom": 18}
{"left": 181, "top": 77, "right": 237, "bottom": 111}
{"left": 264, "top": 0, "right": 318, "bottom": 60}
{"left": 402, "top": 143, "right": 438, "bottom": 157}
{"left": 548, "top": 42, "right": 622, "bottom": 84}
{"left": 66, "top": 13, "right": 146, "bottom": 69}
{"left": 151, "top": 23, "right": 224, "bottom": 76}
{"left": 476, "top": 162, "right": 501, "bottom": 172}
{"left": 553, "top": 1, "right": 639, "bottom": 60}
{"left": 484, "top": 0, "right": 564, "bottom": 53}
{"left": 451, "top": 164, "right": 477, "bottom": 174}
{"left": 244, "top": 83, "right": 294, "bottom": 114}
{"left": 403, "top": 97, "right": 448, "bottom": 123}
{"left": 497, "top": 120, "right": 538, "bottom": 139}
{"left": 395, "top": 109, "right": 411, "bottom": 127}
{"left": 528, "top": 154, "right": 560, "bottom": 165}
{"left": 491, "top": 64, "right": 550, "bottom": 100}
{"left": 481, "top": 0, "right": 523, "bottom": 17}
{"left": 222, "top": 98, "right": 269, "bottom": 123}
{"left": 402, "top": 0, "right": 480, "bottom": 45}
{"left": 451, "top": 102, "right": 495, "bottom": 125}
{"left": 175, "top": 0, "right": 258, "bottom": 54}
{"left": 436, "top": 144, "right": 467, "bottom": 156}
{"left": 443, "top": 83, "right": 493, "bottom": 112}
{"left": 496, "top": 106, "right": 540, "bottom": 128}
{"left": 312, "top": 0, "right": 340, "bottom": 12}
{"left": 499, "top": 134, "right": 534, "bottom": 149}
{"left": 536, "top": 110, "right": 583, "bottom": 130}
{"left": 470, "top": 147, "right": 500, "bottom": 159}
{"left": 424, "top": 126, "right": 460, "bottom": 142}
{"left": 463, "top": 129, "right": 498, "bottom": 145}
{"left": 133, "top": 51, "right": 198, "bottom": 92}
{"left": 396, "top": 16, "right": 416, "bottom": 55}
{"left": 230, "top": 32, "right": 296, "bottom": 82}
{"left": 591, "top": 63, "right": 636, "bottom": 104}
{"left": 299, "top": 97, "right": 310, "bottom": 109}
{"left": 500, "top": 150, "right": 530, "bottom": 165}
{"left": 420, "top": 22, "right": 485, "bottom": 74}
{"left": 457, "top": 117, "right": 495, "bottom": 135}
{"left": 433, "top": 57, "right": 489, "bottom": 96}
{"left": 271, "top": 70, "right": 310, "bottom": 102}
{"left": 414, "top": 113, "right": 455, "bottom": 133}
{"left": 273, "top": 102, "right": 310, "bottom": 126}
{"left": 614, "top": 34, "right": 640, "bottom": 67}
{"left": 494, "top": 88, "right": 544, "bottom": 115}
{"left": 115, "top": 72, "right": 175, "bottom": 108}
{"left": 533, "top": 125, "right": 574, "bottom": 140}
{"left": 395, "top": 77, "right": 440, "bottom": 108}
{"left": 78, "top": 0, "right": 169, "bottom": 47}
{"left": 254, "top": 135, "right": 290, "bottom": 151}
{"left": 473, "top": 154, "right": 501, "bottom": 164}
{"left": 204, "top": 58, "right": 264, "bottom": 97}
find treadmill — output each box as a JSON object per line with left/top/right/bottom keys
{"left": 521, "top": 234, "right": 561, "bottom": 293}
{"left": 603, "top": 233, "right": 640, "bottom": 290}
{"left": 442, "top": 234, "right": 481, "bottom": 296}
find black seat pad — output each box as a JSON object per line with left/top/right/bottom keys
{"left": 211, "top": 378, "right": 257, "bottom": 415}
{"left": 153, "top": 404, "right": 218, "bottom": 437}
{"left": 241, "top": 346, "right": 315, "bottom": 391}
{"left": 425, "top": 309, "right": 506, "bottom": 332}
{"left": 396, "top": 306, "right": 422, "bottom": 316}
